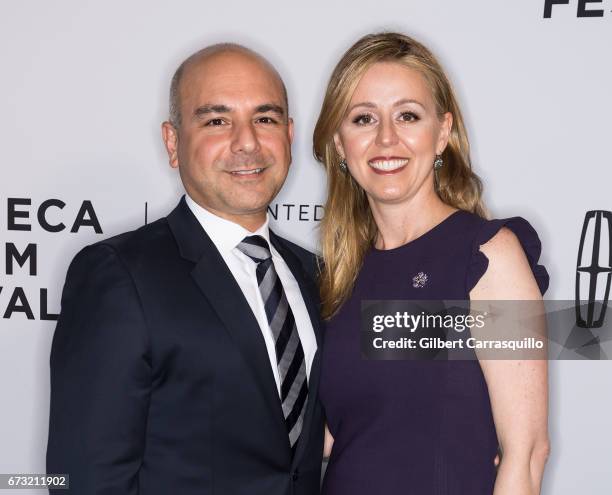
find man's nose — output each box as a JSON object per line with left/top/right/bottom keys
{"left": 230, "top": 121, "right": 261, "bottom": 154}
{"left": 375, "top": 118, "right": 399, "bottom": 147}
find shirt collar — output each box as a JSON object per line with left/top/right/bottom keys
{"left": 184, "top": 193, "right": 271, "bottom": 254}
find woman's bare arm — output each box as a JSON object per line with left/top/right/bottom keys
{"left": 470, "top": 227, "right": 550, "bottom": 495}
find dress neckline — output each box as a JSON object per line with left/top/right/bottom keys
{"left": 369, "top": 209, "right": 464, "bottom": 256}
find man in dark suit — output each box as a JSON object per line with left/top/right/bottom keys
{"left": 46, "top": 43, "right": 324, "bottom": 494}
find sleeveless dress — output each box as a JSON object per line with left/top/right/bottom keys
{"left": 318, "top": 210, "right": 549, "bottom": 495}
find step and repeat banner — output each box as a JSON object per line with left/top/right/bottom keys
{"left": 1, "top": 0, "right": 610, "bottom": 493}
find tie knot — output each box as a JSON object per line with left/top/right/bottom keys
{"left": 237, "top": 235, "right": 272, "bottom": 264}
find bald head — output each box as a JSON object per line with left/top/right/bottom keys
{"left": 168, "top": 43, "right": 288, "bottom": 129}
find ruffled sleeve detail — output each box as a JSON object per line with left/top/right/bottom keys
{"left": 466, "top": 217, "right": 549, "bottom": 296}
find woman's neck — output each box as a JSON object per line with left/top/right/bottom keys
{"left": 369, "top": 194, "right": 457, "bottom": 250}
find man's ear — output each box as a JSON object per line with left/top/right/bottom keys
{"left": 161, "top": 121, "right": 179, "bottom": 168}
{"left": 436, "top": 112, "right": 453, "bottom": 155}
{"left": 333, "top": 132, "right": 345, "bottom": 159}
{"left": 287, "top": 117, "right": 294, "bottom": 145}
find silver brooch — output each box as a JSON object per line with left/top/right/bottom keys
{"left": 412, "top": 271, "right": 428, "bottom": 288}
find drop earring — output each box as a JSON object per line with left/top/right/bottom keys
{"left": 433, "top": 154, "right": 444, "bottom": 170}
{"left": 339, "top": 159, "right": 348, "bottom": 172}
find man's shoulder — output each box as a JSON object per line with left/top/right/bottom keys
{"left": 73, "top": 216, "right": 175, "bottom": 270}
{"left": 97, "top": 216, "right": 171, "bottom": 252}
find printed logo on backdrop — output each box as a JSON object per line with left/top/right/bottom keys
{"left": 544, "top": 0, "right": 608, "bottom": 17}
{"left": 1, "top": 199, "right": 323, "bottom": 322}
{"left": 1, "top": 198, "right": 102, "bottom": 321}
{"left": 552, "top": 210, "right": 612, "bottom": 359}
{"left": 144, "top": 202, "right": 325, "bottom": 224}
{"left": 544, "top": 210, "right": 612, "bottom": 359}
{"left": 144, "top": 199, "right": 324, "bottom": 236}
{"left": 575, "top": 210, "right": 612, "bottom": 328}
{"left": 267, "top": 203, "right": 324, "bottom": 222}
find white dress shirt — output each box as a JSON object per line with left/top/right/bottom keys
{"left": 185, "top": 194, "right": 317, "bottom": 396}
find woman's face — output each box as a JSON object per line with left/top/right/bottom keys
{"left": 334, "top": 62, "right": 452, "bottom": 207}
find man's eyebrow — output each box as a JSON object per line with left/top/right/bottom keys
{"left": 193, "top": 104, "right": 231, "bottom": 119}
{"left": 192, "top": 103, "right": 285, "bottom": 120}
{"left": 255, "top": 103, "right": 285, "bottom": 116}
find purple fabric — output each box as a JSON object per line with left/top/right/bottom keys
{"left": 319, "top": 210, "right": 549, "bottom": 495}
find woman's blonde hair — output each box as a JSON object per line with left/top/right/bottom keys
{"left": 313, "top": 32, "right": 486, "bottom": 319}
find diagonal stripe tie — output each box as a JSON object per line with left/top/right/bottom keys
{"left": 237, "top": 235, "right": 308, "bottom": 450}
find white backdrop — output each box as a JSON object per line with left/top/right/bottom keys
{"left": 1, "top": 0, "right": 611, "bottom": 493}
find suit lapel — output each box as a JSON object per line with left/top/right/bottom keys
{"left": 167, "top": 197, "right": 290, "bottom": 453}
{"left": 269, "top": 231, "right": 324, "bottom": 469}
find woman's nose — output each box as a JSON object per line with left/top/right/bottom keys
{"left": 375, "top": 118, "right": 399, "bottom": 147}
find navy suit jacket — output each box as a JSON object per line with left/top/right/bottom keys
{"left": 46, "top": 196, "right": 325, "bottom": 494}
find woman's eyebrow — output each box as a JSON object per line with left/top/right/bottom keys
{"left": 347, "top": 101, "right": 376, "bottom": 112}
{"left": 393, "top": 98, "right": 425, "bottom": 109}
{"left": 347, "top": 99, "right": 425, "bottom": 113}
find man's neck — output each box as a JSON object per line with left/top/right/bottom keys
{"left": 189, "top": 197, "right": 268, "bottom": 233}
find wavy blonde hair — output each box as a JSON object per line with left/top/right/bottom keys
{"left": 313, "top": 32, "right": 486, "bottom": 319}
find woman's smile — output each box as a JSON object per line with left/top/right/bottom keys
{"left": 368, "top": 156, "right": 409, "bottom": 174}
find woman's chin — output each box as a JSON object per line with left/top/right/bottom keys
{"left": 367, "top": 188, "right": 412, "bottom": 206}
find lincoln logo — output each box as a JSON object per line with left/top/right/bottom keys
{"left": 575, "top": 210, "right": 612, "bottom": 328}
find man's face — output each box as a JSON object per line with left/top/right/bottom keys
{"left": 163, "top": 51, "right": 293, "bottom": 228}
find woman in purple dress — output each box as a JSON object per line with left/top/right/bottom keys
{"left": 313, "top": 32, "right": 550, "bottom": 494}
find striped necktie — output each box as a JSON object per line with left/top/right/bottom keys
{"left": 236, "top": 235, "right": 308, "bottom": 449}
